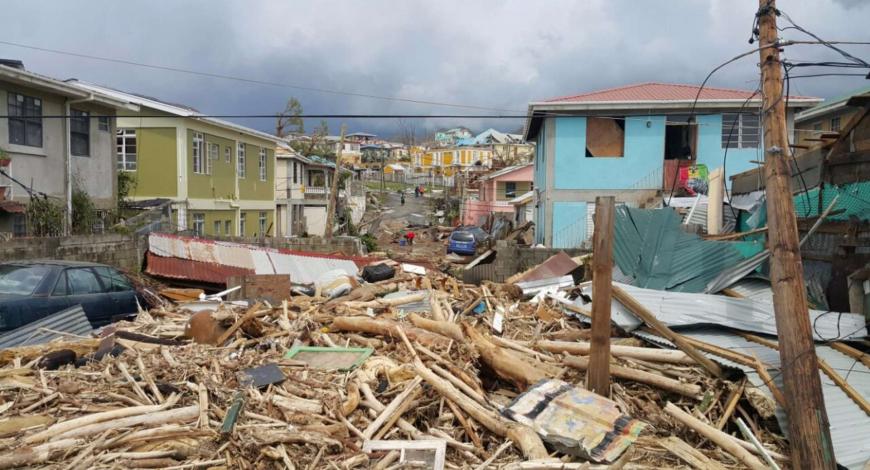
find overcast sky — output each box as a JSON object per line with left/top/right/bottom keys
{"left": 2, "top": 0, "right": 868, "bottom": 138}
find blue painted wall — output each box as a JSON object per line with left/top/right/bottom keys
{"left": 695, "top": 114, "right": 759, "bottom": 185}
{"left": 552, "top": 201, "right": 587, "bottom": 248}
{"left": 553, "top": 116, "right": 666, "bottom": 190}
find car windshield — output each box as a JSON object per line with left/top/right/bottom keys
{"left": 0, "top": 265, "right": 50, "bottom": 295}
{"left": 452, "top": 232, "right": 475, "bottom": 242}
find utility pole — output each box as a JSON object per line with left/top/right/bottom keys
{"left": 757, "top": 2, "right": 835, "bottom": 468}
{"left": 586, "top": 196, "right": 614, "bottom": 396}
{"left": 324, "top": 124, "right": 345, "bottom": 240}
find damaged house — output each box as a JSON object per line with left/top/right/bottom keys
{"left": 523, "top": 82, "right": 820, "bottom": 248}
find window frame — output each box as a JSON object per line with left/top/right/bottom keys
{"left": 66, "top": 267, "right": 104, "bottom": 295}
{"left": 258, "top": 211, "right": 267, "bottom": 235}
{"left": 192, "top": 213, "right": 205, "bottom": 237}
{"left": 237, "top": 142, "right": 246, "bottom": 178}
{"left": 831, "top": 117, "right": 841, "bottom": 133}
{"left": 192, "top": 132, "right": 205, "bottom": 174}
{"left": 116, "top": 128, "right": 137, "bottom": 171}
{"left": 224, "top": 146, "right": 231, "bottom": 163}
{"left": 7, "top": 92, "right": 43, "bottom": 148}
{"left": 98, "top": 116, "right": 111, "bottom": 132}
{"left": 207, "top": 141, "right": 219, "bottom": 175}
{"left": 213, "top": 220, "right": 221, "bottom": 236}
{"left": 504, "top": 181, "right": 517, "bottom": 199}
{"left": 239, "top": 212, "right": 246, "bottom": 236}
{"left": 259, "top": 148, "right": 267, "bottom": 181}
{"left": 70, "top": 109, "right": 91, "bottom": 157}
{"left": 721, "top": 112, "right": 760, "bottom": 149}
{"left": 224, "top": 220, "right": 232, "bottom": 236}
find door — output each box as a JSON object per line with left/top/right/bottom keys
{"left": 63, "top": 267, "right": 117, "bottom": 327}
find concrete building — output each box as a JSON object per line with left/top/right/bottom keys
{"left": 462, "top": 164, "right": 533, "bottom": 225}
{"left": 416, "top": 147, "right": 494, "bottom": 176}
{"left": 457, "top": 128, "right": 535, "bottom": 165}
{"left": 71, "top": 81, "right": 283, "bottom": 238}
{"left": 0, "top": 62, "right": 139, "bottom": 236}
{"left": 524, "top": 82, "right": 820, "bottom": 248}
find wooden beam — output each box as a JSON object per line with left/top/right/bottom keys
{"left": 586, "top": 196, "right": 614, "bottom": 396}
{"left": 829, "top": 342, "right": 870, "bottom": 369}
{"left": 611, "top": 286, "right": 723, "bottom": 377}
{"left": 707, "top": 168, "right": 724, "bottom": 235}
{"left": 757, "top": 2, "right": 836, "bottom": 467}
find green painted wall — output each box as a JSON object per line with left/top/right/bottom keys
{"left": 187, "top": 210, "right": 236, "bottom": 237}
{"left": 238, "top": 144, "right": 274, "bottom": 201}
{"left": 187, "top": 130, "right": 237, "bottom": 200}
{"left": 240, "top": 209, "right": 274, "bottom": 237}
{"left": 129, "top": 127, "right": 177, "bottom": 198}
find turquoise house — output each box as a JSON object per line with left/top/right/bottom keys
{"left": 523, "top": 83, "right": 820, "bottom": 248}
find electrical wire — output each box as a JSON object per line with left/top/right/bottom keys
{"left": 783, "top": 61, "right": 813, "bottom": 218}
{"left": 720, "top": 88, "right": 761, "bottom": 221}
{"left": 778, "top": 11, "right": 870, "bottom": 67}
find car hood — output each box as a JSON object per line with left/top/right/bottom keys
{"left": 0, "top": 293, "right": 28, "bottom": 301}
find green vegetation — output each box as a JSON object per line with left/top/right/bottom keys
{"left": 360, "top": 233, "right": 378, "bottom": 252}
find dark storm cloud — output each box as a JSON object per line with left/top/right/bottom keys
{"left": 1, "top": 0, "right": 868, "bottom": 137}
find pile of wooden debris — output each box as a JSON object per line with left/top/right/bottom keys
{"left": 0, "top": 268, "right": 790, "bottom": 469}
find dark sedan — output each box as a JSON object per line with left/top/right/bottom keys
{"left": 0, "top": 261, "right": 139, "bottom": 332}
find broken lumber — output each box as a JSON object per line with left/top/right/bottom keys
{"left": 461, "top": 322, "right": 547, "bottom": 391}
{"left": 612, "top": 286, "right": 723, "bottom": 377}
{"left": 526, "top": 339, "right": 695, "bottom": 365}
{"left": 563, "top": 355, "right": 701, "bottom": 398}
{"left": 330, "top": 316, "right": 449, "bottom": 347}
{"left": 663, "top": 402, "right": 766, "bottom": 470}
{"left": 409, "top": 313, "right": 463, "bottom": 341}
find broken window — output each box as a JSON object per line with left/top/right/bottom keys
{"left": 585, "top": 117, "right": 624, "bottom": 157}
{"left": 7, "top": 92, "right": 42, "bottom": 147}
{"left": 504, "top": 181, "right": 517, "bottom": 199}
{"left": 116, "top": 129, "right": 137, "bottom": 171}
{"left": 70, "top": 109, "right": 90, "bottom": 156}
{"left": 664, "top": 116, "right": 698, "bottom": 160}
{"left": 721, "top": 112, "right": 759, "bottom": 149}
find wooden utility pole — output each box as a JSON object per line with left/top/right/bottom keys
{"left": 586, "top": 196, "right": 614, "bottom": 396}
{"left": 324, "top": 124, "right": 346, "bottom": 240}
{"left": 757, "top": 2, "right": 835, "bottom": 468}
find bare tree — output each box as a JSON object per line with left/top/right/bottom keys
{"left": 276, "top": 97, "right": 304, "bottom": 138}
{"left": 396, "top": 118, "right": 418, "bottom": 146}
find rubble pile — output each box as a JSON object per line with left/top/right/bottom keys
{"left": 0, "top": 267, "right": 796, "bottom": 469}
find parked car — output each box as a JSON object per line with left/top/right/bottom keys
{"left": 0, "top": 261, "right": 140, "bottom": 332}
{"left": 447, "top": 226, "right": 492, "bottom": 256}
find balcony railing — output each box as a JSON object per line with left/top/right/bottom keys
{"left": 303, "top": 186, "right": 329, "bottom": 199}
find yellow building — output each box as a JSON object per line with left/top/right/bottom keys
{"left": 415, "top": 147, "right": 493, "bottom": 174}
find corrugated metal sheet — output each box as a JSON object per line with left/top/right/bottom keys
{"left": 614, "top": 206, "right": 752, "bottom": 293}
{"left": 0, "top": 305, "right": 93, "bottom": 349}
{"left": 147, "top": 233, "right": 372, "bottom": 285}
{"left": 726, "top": 278, "right": 774, "bottom": 303}
{"left": 794, "top": 181, "right": 870, "bottom": 221}
{"left": 635, "top": 329, "right": 870, "bottom": 469}
{"left": 146, "top": 252, "right": 253, "bottom": 284}
{"left": 576, "top": 282, "right": 867, "bottom": 340}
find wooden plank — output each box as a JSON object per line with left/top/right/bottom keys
{"left": 707, "top": 167, "right": 724, "bottom": 235}
{"left": 586, "top": 196, "right": 614, "bottom": 396}
{"left": 659, "top": 436, "right": 726, "bottom": 470}
{"left": 830, "top": 342, "right": 870, "bottom": 369}
{"left": 611, "top": 286, "right": 723, "bottom": 378}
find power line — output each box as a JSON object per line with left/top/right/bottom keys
{"left": 0, "top": 39, "right": 523, "bottom": 113}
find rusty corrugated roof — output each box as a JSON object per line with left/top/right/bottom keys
{"left": 145, "top": 252, "right": 253, "bottom": 285}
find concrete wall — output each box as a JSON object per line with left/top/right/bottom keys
{"left": 464, "top": 239, "right": 587, "bottom": 284}
{"left": 0, "top": 234, "right": 142, "bottom": 272}
{"left": 204, "top": 234, "right": 364, "bottom": 256}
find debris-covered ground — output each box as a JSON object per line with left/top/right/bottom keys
{"left": 0, "top": 262, "right": 797, "bottom": 469}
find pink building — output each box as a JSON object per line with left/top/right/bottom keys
{"left": 462, "top": 164, "right": 533, "bottom": 226}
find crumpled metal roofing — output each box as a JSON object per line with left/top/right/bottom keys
{"left": 145, "top": 252, "right": 253, "bottom": 285}
{"left": 635, "top": 329, "right": 870, "bottom": 469}
{"left": 793, "top": 181, "right": 870, "bottom": 221}
{"left": 148, "top": 233, "right": 374, "bottom": 285}
{"left": 575, "top": 282, "right": 867, "bottom": 340}
{"left": 0, "top": 305, "right": 93, "bottom": 349}
{"left": 614, "top": 206, "right": 751, "bottom": 292}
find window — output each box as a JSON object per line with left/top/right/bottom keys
{"left": 213, "top": 220, "right": 221, "bottom": 235}
{"left": 585, "top": 117, "right": 625, "bottom": 157}
{"left": 67, "top": 268, "right": 103, "bottom": 295}
{"left": 192, "top": 132, "right": 204, "bottom": 174}
{"left": 70, "top": 109, "right": 90, "bottom": 156}
{"left": 504, "top": 182, "right": 517, "bottom": 199}
{"left": 259, "top": 211, "right": 267, "bottom": 235}
{"left": 7, "top": 92, "right": 42, "bottom": 147}
{"left": 52, "top": 271, "right": 68, "bottom": 296}
{"left": 207, "top": 141, "right": 219, "bottom": 175}
{"left": 0, "top": 264, "right": 49, "bottom": 295}
{"left": 722, "top": 113, "right": 760, "bottom": 149}
{"left": 224, "top": 220, "right": 231, "bottom": 236}
{"left": 813, "top": 122, "right": 822, "bottom": 132}
{"left": 831, "top": 117, "right": 841, "bottom": 133}
{"left": 292, "top": 162, "right": 298, "bottom": 184}
{"left": 259, "top": 148, "right": 267, "bottom": 181}
{"left": 224, "top": 146, "right": 231, "bottom": 163}
{"left": 12, "top": 214, "right": 26, "bottom": 237}
{"left": 116, "top": 129, "right": 137, "bottom": 171}
{"left": 239, "top": 212, "right": 246, "bottom": 236}
{"left": 193, "top": 213, "right": 204, "bottom": 236}
{"left": 93, "top": 267, "right": 132, "bottom": 292}
{"left": 237, "top": 142, "right": 246, "bottom": 178}
{"left": 98, "top": 116, "right": 110, "bottom": 131}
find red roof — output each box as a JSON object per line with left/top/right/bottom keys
{"left": 543, "top": 82, "right": 814, "bottom": 103}
{"left": 0, "top": 200, "right": 26, "bottom": 214}
{"left": 145, "top": 252, "right": 253, "bottom": 285}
